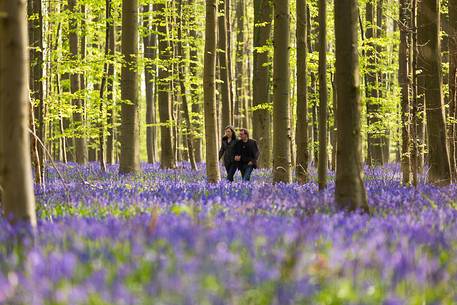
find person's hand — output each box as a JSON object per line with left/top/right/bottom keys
{"left": 248, "top": 161, "right": 253, "bottom": 166}
{"left": 235, "top": 156, "right": 241, "bottom": 161}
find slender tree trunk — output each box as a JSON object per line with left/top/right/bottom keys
{"left": 235, "top": 0, "right": 244, "bottom": 126}
{"left": 177, "top": 0, "right": 197, "bottom": 170}
{"left": 0, "top": 0, "right": 37, "bottom": 226}
{"left": 106, "top": 8, "right": 115, "bottom": 165}
{"left": 226, "top": 0, "right": 235, "bottom": 124}
{"left": 449, "top": 0, "right": 457, "bottom": 179}
{"left": 143, "top": 3, "right": 157, "bottom": 164}
{"left": 253, "top": 0, "right": 272, "bottom": 168}
{"left": 28, "top": 0, "right": 44, "bottom": 184}
{"left": 119, "top": 0, "right": 140, "bottom": 174}
{"left": 411, "top": 0, "right": 419, "bottom": 185}
{"left": 272, "top": 0, "right": 291, "bottom": 183}
{"left": 399, "top": 0, "right": 411, "bottom": 185}
{"left": 418, "top": 0, "right": 451, "bottom": 185}
{"left": 295, "top": 0, "right": 309, "bottom": 183}
{"left": 157, "top": 2, "right": 176, "bottom": 169}
{"left": 318, "top": 0, "right": 328, "bottom": 190}
{"left": 334, "top": 0, "right": 369, "bottom": 212}
{"left": 365, "top": 2, "right": 382, "bottom": 166}
{"left": 218, "top": 0, "right": 232, "bottom": 129}
{"left": 68, "top": 0, "right": 88, "bottom": 164}
{"left": 204, "top": 0, "right": 221, "bottom": 182}
{"left": 189, "top": 0, "right": 202, "bottom": 163}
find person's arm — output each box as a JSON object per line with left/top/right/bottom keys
{"left": 218, "top": 142, "right": 225, "bottom": 160}
{"left": 234, "top": 141, "right": 241, "bottom": 161}
{"left": 253, "top": 141, "right": 260, "bottom": 162}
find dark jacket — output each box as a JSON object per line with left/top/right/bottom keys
{"left": 234, "top": 139, "right": 260, "bottom": 168}
{"left": 219, "top": 137, "right": 238, "bottom": 167}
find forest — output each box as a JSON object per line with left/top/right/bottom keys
{"left": 1, "top": 0, "right": 457, "bottom": 303}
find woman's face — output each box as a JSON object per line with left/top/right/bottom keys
{"left": 225, "top": 128, "right": 233, "bottom": 138}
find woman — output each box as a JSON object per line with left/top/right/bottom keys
{"left": 218, "top": 126, "right": 238, "bottom": 182}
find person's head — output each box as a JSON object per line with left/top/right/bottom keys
{"left": 224, "top": 126, "right": 236, "bottom": 140}
{"left": 239, "top": 128, "right": 249, "bottom": 142}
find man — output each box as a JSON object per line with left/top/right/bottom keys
{"left": 234, "top": 128, "right": 260, "bottom": 181}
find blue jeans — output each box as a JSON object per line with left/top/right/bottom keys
{"left": 225, "top": 164, "right": 237, "bottom": 182}
{"left": 240, "top": 164, "right": 254, "bottom": 181}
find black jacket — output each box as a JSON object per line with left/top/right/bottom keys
{"left": 219, "top": 137, "right": 238, "bottom": 167}
{"left": 234, "top": 139, "right": 260, "bottom": 168}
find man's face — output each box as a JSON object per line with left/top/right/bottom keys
{"left": 239, "top": 130, "right": 248, "bottom": 141}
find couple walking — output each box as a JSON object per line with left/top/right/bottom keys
{"left": 218, "top": 126, "right": 260, "bottom": 182}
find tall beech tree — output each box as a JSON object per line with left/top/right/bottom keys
{"left": 418, "top": 0, "right": 451, "bottom": 185}
{"left": 449, "top": 0, "right": 457, "bottom": 178}
{"left": 68, "top": 0, "right": 88, "bottom": 164}
{"left": 318, "top": 0, "right": 328, "bottom": 190}
{"left": 143, "top": 3, "right": 158, "bottom": 164}
{"left": 157, "top": 1, "right": 176, "bottom": 169}
{"left": 399, "top": 0, "right": 411, "bottom": 185}
{"left": 218, "top": 0, "right": 232, "bottom": 129}
{"left": 119, "top": 0, "right": 140, "bottom": 174}
{"left": 203, "top": 0, "right": 220, "bottom": 183}
{"left": 253, "top": 0, "right": 272, "bottom": 168}
{"left": 272, "top": 0, "right": 292, "bottom": 183}
{"left": 0, "top": 0, "right": 37, "bottom": 226}
{"left": 295, "top": 0, "right": 309, "bottom": 184}
{"left": 334, "top": 0, "right": 369, "bottom": 212}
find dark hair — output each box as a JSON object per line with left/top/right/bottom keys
{"left": 222, "top": 125, "right": 237, "bottom": 141}
{"left": 239, "top": 128, "right": 249, "bottom": 138}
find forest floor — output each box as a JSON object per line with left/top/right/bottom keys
{"left": 1, "top": 163, "right": 457, "bottom": 304}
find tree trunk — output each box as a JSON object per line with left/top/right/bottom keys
{"left": 68, "top": 0, "right": 88, "bottom": 164}
{"left": 218, "top": 0, "right": 232, "bottom": 129}
{"left": 157, "top": 2, "right": 176, "bottom": 169}
{"left": 418, "top": 0, "right": 451, "bottom": 185}
{"left": 334, "top": 0, "right": 369, "bottom": 212}
{"left": 106, "top": 5, "right": 116, "bottom": 165}
{"left": 399, "top": 0, "right": 411, "bottom": 185}
{"left": 204, "top": 0, "right": 221, "bottom": 183}
{"left": 253, "top": 0, "right": 272, "bottom": 169}
{"left": 119, "top": 0, "right": 140, "bottom": 174}
{"left": 177, "top": 0, "right": 197, "bottom": 170}
{"left": 272, "top": 0, "right": 291, "bottom": 183}
{"left": 0, "top": 0, "right": 37, "bottom": 226}
{"left": 235, "top": 0, "right": 244, "bottom": 127}
{"left": 27, "top": 0, "right": 44, "bottom": 184}
{"left": 189, "top": 0, "right": 202, "bottom": 163}
{"left": 318, "top": 0, "right": 328, "bottom": 190}
{"left": 143, "top": 3, "right": 158, "bottom": 164}
{"left": 295, "top": 0, "right": 309, "bottom": 183}
{"left": 365, "top": 2, "right": 382, "bottom": 166}
{"left": 449, "top": 0, "right": 457, "bottom": 179}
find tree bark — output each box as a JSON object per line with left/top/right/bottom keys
{"left": 334, "top": 0, "right": 369, "bottom": 212}
{"left": 177, "top": 0, "right": 197, "bottom": 170}
{"left": 272, "top": 0, "right": 291, "bottom": 183}
{"left": 218, "top": 0, "right": 232, "bottom": 129}
{"left": 106, "top": 4, "right": 115, "bottom": 165}
{"left": 365, "top": 2, "right": 383, "bottom": 166}
{"left": 418, "top": 0, "right": 451, "bottom": 185}
{"left": 295, "top": 0, "right": 309, "bottom": 183}
{"left": 318, "top": 0, "right": 328, "bottom": 190}
{"left": 119, "top": 0, "right": 140, "bottom": 174}
{"left": 235, "top": 0, "right": 244, "bottom": 127}
{"left": 68, "top": 0, "right": 88, "bottom": 164}
{"left": 399, "top": 0, "right": 411, "bottom": 185}
{"left": 204, "top": 0, "right": 221, "bottom": 183}
{"left": 449, "top": 0, "right": 457, "bottom": 179}
{"left": 0, "top": 0, "right": 37, "bottom": 226}
{"left": 157, "top": 2, "right": 176, "bottom": 169}
{"left": 143, "top": 3, "right": 158, "bottom": 164}
{"left": 27, "top": 0, "right": 44, "bottom": 184}
{"left": 253, "top": 0, "right": 272, "bottom": 169}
